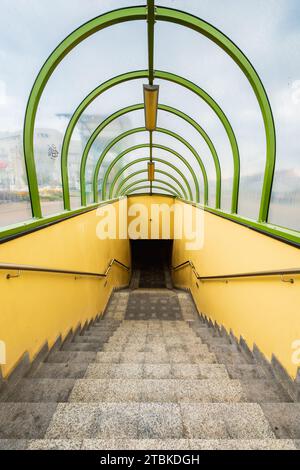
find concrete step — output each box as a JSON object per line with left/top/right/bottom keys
{"left": 73, "top": 336, "right": 111, "bottom": 344}
{"left": 68, "top": 378, "right": 244, "bottom": 403}
{"left": 225, "top": 364, "right": 269, "bottom": 380}
{"left": 240, "top": 379, "right": 292, "bottom": 403}
{"left": 110, "top": 332, "right": 199, "bottom": 341}
{"left": 28, "top": 363, "right": 89, "bottom": 379}
{"left": 84, "top": 363, "right": 229, "bottom": 380}
{"left": 44, "top": 402, "right": 275, "bottom": 440}
{"left": 3, "top": 378, "right": 75, "bottom": 403}
{"left": 102, "top": 344, "right": 209, "bottom": 354}
{"left": 85, "top": 330, "right": 120, "bottom": 337}
{"left": 0, "top": 403, "right": 57, "bottom": 439}
{"left": 62, "top": 342, "right": 102, "bottom": 352}
{"left": 196, "top": 336, "right": 232, "bottom": 346}
{"left": 214, "top": 351, "right": 254, "bottom": 365}
{"left": 192, "top": 327, "right": 221, "bottom": 339}
{"left": 261, "top": 403, "right": 300, "bottom": 439}
{"left": 46, "top": 351, "right": 96, "bottom": 363}
{"left": 96, "top": 351, "right": 217, "bottom": 364}
{"left": 0, "top": 438, "right": 297, "bottom": 451}
{"left": 206, "top": 344, "right": 240, "bottom": 354}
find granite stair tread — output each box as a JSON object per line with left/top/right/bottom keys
{"left": 0, "top": 287, "right": 298, "bottom": 451}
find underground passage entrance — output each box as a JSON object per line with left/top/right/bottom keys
{"left": 125, "top": 239, "right": 182, "bottom": 320}
{"left": 130, "top": 239, "right": 173, "bottom": 289}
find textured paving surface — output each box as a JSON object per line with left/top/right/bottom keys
{"left": 125, "top": 291, "right": 182, "bottom": 321}
{"left": 0, "top": 287, "right": 299, "bottom": 450}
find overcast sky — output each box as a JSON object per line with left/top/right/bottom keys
{"left": 0, "top": 0, "right": 299, "bottom": 215}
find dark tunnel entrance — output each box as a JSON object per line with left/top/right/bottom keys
{"left": 130, "top": 240, "right": 173, "bottom": 288}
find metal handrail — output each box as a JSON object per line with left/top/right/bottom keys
{"left": 0, "top": 258, "right": 130, "bottom": 280}
{"left": 171, "top": 260, "right": 300, "bottom": 283}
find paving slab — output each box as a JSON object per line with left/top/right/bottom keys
{"left": 189, "top": 439, "right": 297, "bottom": 450}
{"left": 30, "top": 363, "right": 88, "bottom": 379}
{"left": 261, "top": 403, "right": 300, "bottom": 439}
{"left": 0, "top": 403, "right": 58, "bottom": 439}
{"left": 181, "top": 403, "right": 275, "bottom": 439}
{"left": 138, "top": 403, "right": 183, "bottom": 439}
{"left": 4, "top": 378, "right": 75, "bottom": 402}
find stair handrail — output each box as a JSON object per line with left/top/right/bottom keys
{"left": 171, "top": 260, "right": 300, "bottom": 283}
{"left": 0, "top": 258, "right": 130, "bottom": 280}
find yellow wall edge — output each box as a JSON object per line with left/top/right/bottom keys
{"left": 0, "top": 201, "right": 130, "bottom": 378}
{"left": 172, "top": 201, "right": 300, "bottom": 380}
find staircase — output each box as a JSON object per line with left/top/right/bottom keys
{"left": 0, "top": 273, "right": 300, "bottom": 450}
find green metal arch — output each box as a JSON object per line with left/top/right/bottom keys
{"left": 119, "top": 178, "right": 183, "bottom": 198}
{"left": 94, "top": 144, "right": 198, "bottom": 202}
{"left": 156, "top": 6, "right": 275, "bottom": 222}
{"left": 71, "top": 71, "right": 235, "bottom": 209}
{"left": 124, "top": 184, "right": 179, "bottom": 198}
{"left": 23, "top": 5, "right": 275, "bottom": 222}
{"left": 94, "top": 127, "right": 208, "bottom": 203}
{"left": 111, "top": 158, "right": 191, "bottom": 200}
{"left": 80, "top": 103, "right": 221, "bottom": 207}
{"left": 114, "top": 168, "right": 188, "bottom": 201}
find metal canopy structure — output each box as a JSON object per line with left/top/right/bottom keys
{"left": 6, "top": 1, "right": 300, "bottom": 245}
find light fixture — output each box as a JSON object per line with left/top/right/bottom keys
{"left": 148, "top": 162, "right": 155, "bottom": 181}
{"left": 143, "top": 84, "right": 159, "bottom": 131}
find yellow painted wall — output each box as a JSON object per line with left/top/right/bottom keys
{"left": 2, "top": 194, "right": 299, "bottom": 381}
{"left": 127, "top": 195, "right": 175, "bottom": 239}
{"left": 172, "top": 201, "right": 300, "bottom": 379}
{"left": 0, "top": 201, "right": 130, "bottom": 378}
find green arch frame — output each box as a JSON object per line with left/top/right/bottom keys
{"left": 95, "top": 127, "right": 207, "bottom": 203}
{"left": 69, "top": 70, "right": 236, "bottom": 209}
{"left": 111, "top": 158, "right": 191, "bottom": 200}
{"left": 114, "top": 167, "right": 188, "bottom": 201}
{"left": 80, "top": 103, "right": 221, "bottom": 207}
{"left": 116, "top": 170, "right": 187, "bottom": 199}
{"left": 119, "top": 178, "right": 183, "bottom": 198}
{"left": 65, "top": 71, "right": 233, "bottom": 208}
{"left": 23, "top": 5, "right": 275, "bottom": 223}
{"left": 125, "top": 184, "right": 179, "bottom": 197}
{"left": 97, "top": 143, "right": 200, "bottom": 203}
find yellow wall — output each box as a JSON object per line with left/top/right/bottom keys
{"left": 0, "top": 201, "right": 130, "bottom": 378}
{"left": 127, "top": 195, "right": 175, "bottom": 239}
{"left": 2, "top": 195, "right": 299, "bottom": 381}
{"left": 172, "top": 201, "right": 300, "bottom": 379}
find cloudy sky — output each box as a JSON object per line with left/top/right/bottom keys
{"left": 0, "top": 0, "right": 299, "bottom": 219}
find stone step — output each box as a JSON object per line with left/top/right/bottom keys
{"left": 0, "top": 438, "right": 297, "bottom": 451}
{"left": 225, "top": 364, "right": 269, "bottom": 380}
{"left": 73, "top": 336, "right": 111, "bottom": 343}
{"left": 28, "top": 363, "right": 89, "bottom": 379}
{"left": 61, "top": 342, "right": 102, "bottom": 352}
{"left": 102, "top": 344, "right": 209, "bottom": 354}
{"left": 111, "top": 332, "right": 198, "bottom": 340}
{"left": 261, "top": 403, "right": 300, "bottom": 439}
{"left": 3, "top": 379, "right": 75, "bottom": 403}
{"left": 84, "top": 330, "right": 120, "bottom": 337}
{"left": 96, "top": 351, "right": 217, "bottom": 364}
{"left": 206, "top": 344, "right": 240, "bottom": 354}
{"left": 192, "top": 327, "right": 221, "bottom": 339}
{"left": 46, "top": 351, "right": 96, "bottom": 363}
{"left": 196, "top": 336, "right": 232, "bottom": 346}
{"left": 214, "top": 351, "right": 254, "bottom": 365}
{"left": 44, "top": 402, "right": 275, "bottom": 440}
{"left": 84, "top": 363, "right": 229, "bottom": 380}
{"left": 68, "top": 378, "right": 244, "bottom": 403}
{"left": 0, "top": 403, "right": 58, "bottom": 439}
{"left": 240, "top": 379, "right": 292, "bottom": 403}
